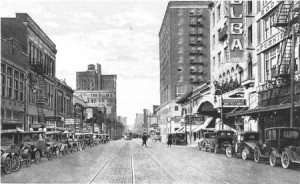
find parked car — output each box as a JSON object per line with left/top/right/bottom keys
{"left": 1, "top": 129, "right": 32, "bottom": 173}
{"left": 226, "top": 131, "right": 260, "bottom": 160}
{"left": 74, "top": 133, "right": 85, "bottom": 150}
{"left": 21, "top": 131, "right": 52, "bottom": 163}
{"left": 199, "top": 130, "right": 234, "bottom": 154}
{"left": 61, "top": 132, "right": 74, "bottom": 154}
{"left": 197, "top": 129, "right": 215, "bottom": 150}
{"left": 83, "top": 133, "right": 94, "bottom": 148}
{"left": 45, "top": 131, "right": 64, "bottom": 157}
{"left": 152, "top": 135, "right": 161, "bottom": 142}
{"left": 253, "top": 127, "right": 300, "bottom": 168}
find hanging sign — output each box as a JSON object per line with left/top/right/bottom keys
{"left": 228, "top": 0, "right": 244, "bottom": 63}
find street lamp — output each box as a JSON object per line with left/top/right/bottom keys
{"left": 214, "top": 81, "right": 223, "bottom": 130}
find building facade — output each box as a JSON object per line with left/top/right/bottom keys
{"left": 2, "top": 13, "right": 57, "bottom": 131}
{"left": 76, "top": 64, "right": 102, "bottom": 90}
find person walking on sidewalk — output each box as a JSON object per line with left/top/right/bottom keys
{"left": 167, "top": 134, "right": 172, "bottom": 147}
{"left": 142, "top": 133, "right": 148, "bottom": 147}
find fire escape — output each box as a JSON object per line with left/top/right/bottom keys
{"left": 33, "top": 63, "right": 48, "bottom": 125}
{"left": 263, "top": 1, "right": 300, "bottom": 106}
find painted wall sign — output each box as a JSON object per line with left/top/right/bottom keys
{"left": 256, "top": 32, "right": 284, "bottom": 54}
{"left": 256, "top": 1, "right": 280, "bottom": 21}
{"left": 229, "top": 0, "right": 244, "bottom": 63}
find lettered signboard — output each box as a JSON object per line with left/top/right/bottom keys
{"left": 229, "top": 0, "right": 244, "bottom": 63}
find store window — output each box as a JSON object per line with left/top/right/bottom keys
{"left": 175, "top": 85, "right": 184, "bottom": 98}
{"left": 264, "top": 17, "right": 270, "bottom": 40}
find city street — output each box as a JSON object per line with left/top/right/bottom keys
{"left": 2, "top": 139, "right": 300, "bottom": 184}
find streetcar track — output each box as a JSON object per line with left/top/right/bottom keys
{"left": 142, "top": 145, "right": 184, "bottom": 184}
{"left": 87, "top": 141, "right": 135, "bottom": 184}
{"left": 134, "top": 141, "right": 228, "bottom": 184}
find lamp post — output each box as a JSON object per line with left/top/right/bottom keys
{"left": 214, "top": 81, "right": 223, "bottom": 130}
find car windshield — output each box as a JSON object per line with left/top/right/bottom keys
{"left": 217, "top": 132, "right": 232, "bottom": 137}
{"left": 1, "top": 134, "right": 14, "bottom": 145}
{"left": 45, "top": 134, "right": 55, "bottom": 141}
{"left": 283, "top": 130, "right": 299, "bottom": 139}
{"left": 243, "top": 133, "right": 259, "bottom": 141}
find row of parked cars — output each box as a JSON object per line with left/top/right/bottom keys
{"left": 1, "top": 129, "right": 110, "bottom": 174}
{"left": 197, "top": 127, "right": 300, "bottom": 169}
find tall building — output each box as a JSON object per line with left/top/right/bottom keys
{"left": 1, "top": 13, "right": 57, "bottom": 131}
{"left": 76, "top": 64, "right": 102, "bottom": 90}
{"left": 158, "top": 1, "right": 211, "bottom": 141}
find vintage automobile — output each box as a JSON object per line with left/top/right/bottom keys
{"left": 197, "top": 129, "right": 215, "bottom": 151}
{"left": 22, "top": 131, "right": 52, "bottom": 163}
{"left": 45, "top": 131, "right": 63, "bottom": 157}
{"left": 252, "top": 127, "right": 300, "bottom": 168}
{"left": 93, "top": 133, "right": 103, "bottom": 145}
{"left": 61, "top": 132, "right": 75, "bottom": 154}
{"left": 1, "top": 149, "right": 11, "bottom": 174}
{"left": 199, "top": 130, "right": 234, "bottom": 154}
{"left": 1, "top": 129, "right": 32, "bottom": 173}
{"left": 74, "top": 133, "right": 85, "bottom": 150}
{"left": 83, "top": 133, "right": 95, "bottom": 148}
{"left": 225, "top": 131, "right": 260, "bottom": 160}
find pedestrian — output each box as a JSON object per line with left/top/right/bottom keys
{"left": 167, "top": 134, "right": 172, "bottom": 147}
{"left": 142, "top": 133, "right": 148, "bottom": 147}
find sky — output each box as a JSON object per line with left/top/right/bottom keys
{"left": 1, "top": 0, "right": 169, "bottom": 125}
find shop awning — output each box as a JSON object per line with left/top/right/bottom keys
{"left": 192, "top": 117, "right": 213, "bottom": 132}
{"left": 226, "top": 102, "right": 300, "bottom": 117}
{"left": 2, "top": 120, "right": 23, "bottom": 125}
{"left": 175, "top": 127, "right": 184, "bottom": 133}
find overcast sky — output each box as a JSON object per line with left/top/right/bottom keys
{"left": 1, "top": 0, "right": 169, "bottom": 125}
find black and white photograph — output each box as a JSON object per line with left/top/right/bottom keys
{"left": 1, "top": 0, "right": 300, "bottom": 183}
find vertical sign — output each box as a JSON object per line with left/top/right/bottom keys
{"left": 229, "top": 0, "right": 244, "bottom": 63}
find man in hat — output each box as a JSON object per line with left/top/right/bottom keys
{"left": 142, "top": 133, "right": 148, "bottom": 147}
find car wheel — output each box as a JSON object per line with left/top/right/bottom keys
{"left": 11, "top": 156, "right": 21, "bottom": 172}
{"left": 242, "top": 148, "right": 249, "bottom": 160}
{"left": 55, "top": 147, "right": 60, "bottom": 158}
{"left": 3, "top": 157, "right": 11, "bottom": 174}
{"left": 226, "top": 147, "right": 233, "bottom": 158}
{"left": 34, "top": 151, "right": 41, "bottom": 164}
{"left": 269, "top": 151, "right": 277, "bottom": 167}
{"left": 26, "top": 153, "right": 32, "bottom": 167}
{"left": 281, "top": 151, "right": 291, "bottom": 169}
{"left": 254, "top": 148, "right": 260, "bottom": 163}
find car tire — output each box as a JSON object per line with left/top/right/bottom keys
{"left": 11, "top": 155, "right": 21, "bottom": 172}
{"left": 3, "top": 157, "right": 11, "bottom": 174}
{"left": 242, "top": 148, "right": 249, "bottom": 160}
{"left": 269, "top": 151, "right": 277, "bottom": 167}
{"left": 226, "top": 147, "right": 233, "bottom": 158}
{"left": 254, "top": 148, "right": 260, "bottom": 163}
{"left": 34, "top": 151, "right": 41, "bottom": 164}
{"left": 26, "top": 153, "right": 32, "bottom": 167}
{"left": 281, "top": 151, "right": 291, "bottom": 169}
{"left": 55, "top": 147, "right": 60, "bottom": 158}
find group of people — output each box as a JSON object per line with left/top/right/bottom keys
{"left": 141, "top": 133, "right": 173, "bottom": 147}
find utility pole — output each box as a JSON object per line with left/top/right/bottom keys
{"left": 290, "top": 28, "right": 296, "bottom": 128}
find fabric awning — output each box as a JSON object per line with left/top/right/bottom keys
{"left": 192, "top": 117, "right": 213, "bottom": 132}
{"left": 226, "top": 102, "right": 300, "bottom": 117}
{"left": 174, "top": 127, "right": 184, "bottom": 133}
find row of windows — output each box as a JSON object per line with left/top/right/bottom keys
{"left": 1, "top": 108, "right": 24, "bottom": 120}
{"left": 28, "top": 41, "right": 55, "bottom": 77}
{"left": 57, "top": 92, "right": 72, "bottom": 114}
{"left": 177, "top": 9, "right": 203, "bottom": 16}
{"left": 89, "top": 93, "right": 114, "bottom": 98}
{"left": 1, "top": 63, "right": 24, "bottom": 101}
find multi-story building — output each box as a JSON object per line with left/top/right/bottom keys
{"left": 133, "top": 113, "right": 144, "bottom": 135}
{"left": 2, "top": 13, "right": 57, "bottom": 131}
{"left": 72, "top": 94, "right": 87, "bottom": 133}
{"left": 76, "top": 64, "right": 102, "bottom": 90}
{"left": 102, "top": 75, "right": 117, "bottom": 92}
{"left": 158, "top": 1, "right": 211, "bottom": 141}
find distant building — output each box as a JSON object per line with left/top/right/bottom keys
{"left": 101, "top": 75, "right": 117, "bottom": 92}
{"left": 76, "top": 64, "right": 102, "bottom": 90}
{"left": 133, "top": 113, "right": 144, "bottom": 135}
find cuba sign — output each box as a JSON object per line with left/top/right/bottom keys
{"left": 229, "top": 0, "right": 244, "bottom": 63}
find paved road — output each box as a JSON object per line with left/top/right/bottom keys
{"left": 2, "top": 139, "right": 300, "bottom": 183}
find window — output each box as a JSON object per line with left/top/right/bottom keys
{"left": 212, "top": 35, "right": 215, "bottom": 49}
{"left": 218, "top": 52, "right": 221, "bottom": 67}
{"left": 283, "top": 130, "right": 299, "bottom": 139}
{"left": 213, "top": 57, "right": 215, "bottom": 68}
{"left": 190, "top": 17, "right": 196, "bottom": 25}
{"left": 217, "top": 5, "right": 221, "bottom": 22}
{"left": 212, "top": 13, "right": 215, "bottom": 27}
{"left": 190, "top": 9, "right": 195, "bottom": 15}
{"left": 175, "top": 85, "right": 184, "bottom": 98}
{"left": 248, "top": 25, "right": 253, "bottom": 47}
{"left": 178, "top": 67, "right": 182, "bottom": 72}
{"left": 178, "top": 75, "right": 183, "bottom": 82}
{"left": 178, "top": 28, "right": 183, "bottom": 35}
{"left": 1, "top": 74, "right": 5, "bottom": 96}
{"left": 178, "top": 47, "right": 183, "bottom": 53}
{"left": 177, "top": 9, "right": 183, "bottom": 16}
{"left": 175, "top": 106, "right": 179, "bottom": 111}
{"left": 14, "top": 79, "right": 18, "bottom": 100}
{"left": 266, "top": 129, "right": 277, "bottom": 140}
{"left": 178, "top": 37, "right": 183, "bottom": 44}
{"left": 7, "top": 76, "right": 12, "bottom": 98}
{"left": 264, "top": 17, "right": 270, "bottom": 40}
{"left": 190, "top": 37, "right": 196, "bottom": 44}
{"left": 190, "top": 56, "right": 195, "bottom": 62}
{"left": 247, "top": 0, "right": 252, "bottom": 15}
